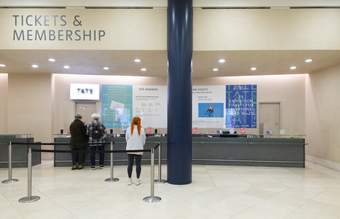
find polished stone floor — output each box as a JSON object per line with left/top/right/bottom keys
{"left": 1, "top": 162, "right": 340, "bottom": 219}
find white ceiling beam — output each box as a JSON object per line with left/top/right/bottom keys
{"left": 195, "top": 0, "right": 340, "bottom": 7}
{"left": 0, "top": 0, "right": 167, "bottom": 7}
{"left": 1, "top": 0, "right": 340, "bottom": 8}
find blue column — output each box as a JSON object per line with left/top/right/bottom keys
{"left": 167, "top": 0, "right": 193, "bottom": 185}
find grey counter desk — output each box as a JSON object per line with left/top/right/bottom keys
{"left": 0, "top": 135, "right": 41, "bottom": 168}
{"left": 54, "top": 135, "right": 304, "bottom": 167}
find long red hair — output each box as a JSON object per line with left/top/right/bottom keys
{"left": 130, "top": 116, "right": 142, "bottom": 135}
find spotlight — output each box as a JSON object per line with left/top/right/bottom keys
{"left": 218, "top": 58, "right": 226, "bottom": 64}
{"left": 305, "top": 58, "right": 312, "bottom": 63}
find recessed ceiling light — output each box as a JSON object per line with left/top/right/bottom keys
{"left": 134, "top": 58, "right": 141, "bottom": 63}
{"left": 218, "top": 58, "right": 226, "bottom": 64}
{"left": 250, "top": 67, "right": 257, "bottom": 71}
{"left": 290, "top": 66, "right": 297, "bottom": 70}
{"left": 48, "top": 58, "right": 56, "bottom": 62}
{"left": 0, "top": 64, "right": 6, "bottom": 67}
{"left": 140, "top": 67, "right": 147, "bottom": 72}
{"left": 305, "top": 58, "right": 313, "bottom": 63}
{"left": 103, "top": 67, "right": 109, "bottom": 70}
{"left": 212, "top": 68, "right": 219, "bottom": 72}
{"left": 32, "top": 64, "right": 39, "bottom": 68}
{"left": 64, "top": 65, "right": 70, "bottom": 69}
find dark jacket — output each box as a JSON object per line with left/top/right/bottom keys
{"left": 69, "top": 119, "right": 88, "bottom": 148}
{"left": 87, "top": 121, "right": 106, "bottom": 148}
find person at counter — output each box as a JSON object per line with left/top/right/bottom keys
{"left": 69, "top": 114, "right": 88, "bottom": 170}
{"left": 126, "top": 116, "right": 146, "bottom": 186}
{"left": 88, "top": 113, "right": 106, "bottom": 169}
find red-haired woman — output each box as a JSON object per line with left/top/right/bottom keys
{"left": 125, "top": 116, "right": 146, "bottom": 185}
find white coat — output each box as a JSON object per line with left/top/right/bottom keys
{"left": 126, "top": 126, "right": 146, "bottom": 155}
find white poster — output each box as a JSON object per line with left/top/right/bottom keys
{"left": 133, "top": 85, "right": 167, "bottom": 128}
{"left": 192, "top": 86, "right": 226, "bottom": 128}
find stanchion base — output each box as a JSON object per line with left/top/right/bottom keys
{"left": 18, "top": 196, "right": 40, "bottom": 203}
{"left": 154, "top": 179, "right": 167, "bottom": 183}
{"left": 143, "top": 196, "right": 161, "bottom": 203}
{"left": 104, "top": 177, "right": 119, "bottom": 182}
{"left": 2, "top": 178, "right": 19, "bottom": 184}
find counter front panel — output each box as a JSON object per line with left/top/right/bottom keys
{"left": 54, "top": 136, "right": 304, "bottom": 167}
{"left": 0, "top": 135, "right": 41, "bottom": 168}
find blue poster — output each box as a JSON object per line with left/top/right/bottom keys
{"left": 198, "top": 103, "right": 224, "bottom": 118}
{"left": 226, "top": 85, "right": 257, "bottom": 128}
{"left": 101, "top": 85, "right": 133, "bottom": 129}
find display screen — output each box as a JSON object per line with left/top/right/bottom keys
{"left": 226, "top": 84, "right": 257, "bottom": 128}
{"left": 70, "top": 83, "right": 100, "bottom": 100}
{"left": 198, "top": 103, "right": 224, "bottom": 118}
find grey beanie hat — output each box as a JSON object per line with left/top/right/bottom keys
{"left": 75, "top": 114, "right": 82, "bottom": 119}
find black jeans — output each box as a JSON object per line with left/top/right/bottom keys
{"left": 127, "top": 154, "right": 142, "bottom": 178}
{"left": 90, "top": 146, "right": 105, "bottom": 166}
{"left": 71, "top": 149, "right": 85, "bottom": 166}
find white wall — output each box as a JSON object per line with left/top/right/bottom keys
{"left": 194, "top": 74, "right": 306, "bottom": 135}
{"left": 7, "top": 74, "right": 52, "bottom": 143}
{"left": 194, "top": 9, "right": 340, "bottom": 50}
{"left": 306, "top": 65, "right": 340, "bottom": 163}
{"left": 0, "top": 73, "right": 8, "bottom": 133}
{"left": 1, "top": 8, "right": 340, "bottom": 51}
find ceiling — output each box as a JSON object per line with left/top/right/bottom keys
{"left": 0, "top": 50, "right": 340, "bottom": 78}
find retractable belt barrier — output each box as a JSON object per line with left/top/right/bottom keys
{"left": 1, "top": 142, "right": 19, "bottom": 184}
{"left": 11, "top": 141, "right": 162, "bottom": 204}
{"left": 3, "top": 140, "right": 167, "bottom": 188}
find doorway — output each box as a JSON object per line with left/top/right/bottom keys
{"left": 75, "top": 102, "right": 97, "bottom": 125}
{"left": 259, "top": 102, "right": 280, "bottom": 136}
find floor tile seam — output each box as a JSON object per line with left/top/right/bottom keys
{"left": 306, "top": 162, "right": 340, "bottom": 178}
{"left": 229, "top": 186, "right": 318, "bottom": 219}
{"left": 204, "top": 165, "right": 218, "bottom": 188}
{"left": 31, "top": 186, "right": 83, "bottom": 219}
{"left": 1, "top": 191, "right": 26, "bottom": 218}
{"left": 285, "top": 201, "right": 340, "bottom": 219}
{"left": 31, "top": 184, "right": 75, "bottom": 206}
{"left": 227, "top": 201, "right": 262, "bottom": 219}
{"left": 308, "top": 192, "right": 340, "bottom": 214}
{"left": 253, "top": 185, "right": 292, "bottom": 203}
{"left": 290, "top": 189, "right": 327, "bottom": 211}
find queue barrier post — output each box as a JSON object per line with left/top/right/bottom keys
{"left": 18, "top": 145, "right": 40, "bottom": 203}
{"left": 105, "top": 141, "right": 119, "bottom": 182}
{"left": 2, "top": 141, "right": 19, "bottom": 184}
{"left": 154, "top": 142, "right": 166, "bottom": 184}
{"left": 143, "top": 146, "right": 161, "bottom": 203}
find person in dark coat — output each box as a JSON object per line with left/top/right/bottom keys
{"left": 87, "top": 113, "right": 106, "bottom": 169}
{"left": 69, "top": 114, "right": 88, "bottom": 170}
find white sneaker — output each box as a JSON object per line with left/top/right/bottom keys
{"left": 128, "top": 178, "right": 133, "bottom": 186}
{"left": 136, "top": 179, "right": 141, "bottom": 186}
